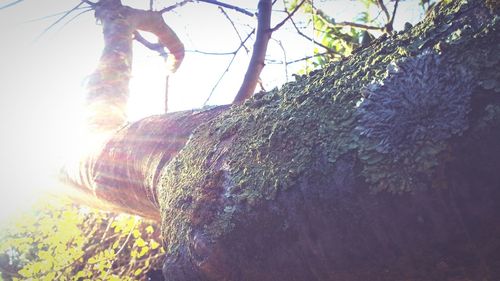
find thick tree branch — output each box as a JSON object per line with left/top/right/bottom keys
{"left": 133, "top": 31, "right": 167, "bottom": 57}
{"left": 128, "top": 10, "right": 185, "bottom": 73}
{"left": 233, "top": 0, "right": 272, "bottom": 104}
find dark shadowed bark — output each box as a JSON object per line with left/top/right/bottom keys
{"left": 62, "top": 0, "right": 500, "bottom": 280}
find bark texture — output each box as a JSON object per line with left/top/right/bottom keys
{"left": 155, "top": 1, "right": 500, "bottom": 280}
{"left": 63, "top": 0, "right": 500, "bottom": 280}
{"left": 233, "top": 0, "right": 272, "bottom": 104}
{"left": 60, "top": 0, "right": 186, "bottom": 220}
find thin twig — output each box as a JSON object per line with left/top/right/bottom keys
{"left": 289, "top": 16, "right": 338, "bottom": 55}
{"left": 219, "top": 7, "right": 249, "bottom": 53}
{"left": 204, "top": 30, "right": 255, "bottom": 105}
{"left": 326, "top": 20, "right": 383, "bottom": 31}
{"left": 257, "top": 78, "right": 266, "bottom": 92}
{"left": 286, "top": 51, "right": 329, "bottom": 65}
{"left": 388, "top": 0, "right": 400, "bottom": 32}
{"left": 196, "top": 0, "right": 254, "bottom": 17}
{"left": 270, "top": 0, "right": 306, "bottom": 32}
{"left": 81, "top": 0, "right": 96, "bottom": 6}
{"left": 106, "top": 218, "right": 138, "bottom": 276}
{"left": 187, "top": 49, "right": 238, "bottom": 56}
{"left": 57, "top": 8, "right": 93, "bottom": 31}
{"left": 34, "top": 1, "right": 86, "bottom": 41}
{"left": 376, "top": 0, "right": 391, "bottom": 21}
{"left": 0, "top": 0, "right": 24, "bottom": 10}
{"left": 272, "top": 38, "right": 289, "bottom": 82}
{"left": 22, "top": 6, "right": 90, "bottom": 24}
{"left": 312, "top": 7, "right": 383, "bottom": 31}
{"left": 100, "top": 217, "right": 115, "bottom": 243}
{"left": 159, "top": 0, "right": 191, "bottom": 13}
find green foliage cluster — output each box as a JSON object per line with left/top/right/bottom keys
{"left": 0, "top": 199, "right": 164, "bottom": 281}
{"left": 285, "top": 0, "right": 436, "bottom": 70}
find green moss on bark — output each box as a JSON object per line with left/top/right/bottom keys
{"left": 159, "top": 0, "right": 500, "bottom": 256}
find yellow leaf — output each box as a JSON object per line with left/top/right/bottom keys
{"left": 43, "top": 272, "right": 56, "bottom": 281}
{"left": 150, "top": 240, "right": 160, "bottom": 250}
{"left": 134, "top": 268, "right": 143, "bottom": 276}
{"left": 145, "top": 225, "right": 154, "bottom": 234}
{"left": 138, "top": 246, "right": 149, "bottom": 258}
{"left": 108, "top": 275, "right": 121, "bottom": 281}
{"left": 136, "top": 237, "right": 146, "bottom": 247}
{"left": 132, "top": 229, "right": 141, "bottom": 239}
{"left": 130, "top": 249, "right": 138, "bottom": 258}
{"left": 18, "top": 267, "right": 32, "bottom": 278}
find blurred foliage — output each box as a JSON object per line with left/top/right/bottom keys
{"left": 0, "top": 198, "right": 164, "bottom": 281}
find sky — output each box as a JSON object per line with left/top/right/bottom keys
{"left": 0, "top": 0, "right": 427, "bottom": 224}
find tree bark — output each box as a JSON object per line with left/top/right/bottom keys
{"left": 63, "top": 0, "right": 500, "bottom": 280}
{"left": 60, "top": 0, "right": 186, "bottom": 220}
{"left": 233, "top": 0, "right": 272, "bottom": 104}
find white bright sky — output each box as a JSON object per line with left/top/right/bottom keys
{"left": 0, "top": 0, "right": 426, "bottom": 224}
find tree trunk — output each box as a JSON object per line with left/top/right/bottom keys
{"left": 63, "top": 0, "right": 500, "bottom": 280}
{"left": 60, "top": 0, "right": 185, "bottom": 221}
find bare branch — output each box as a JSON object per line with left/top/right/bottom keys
{"left": 386, "top": 0, "right": 400, "bottom": 33}
{"left": 0, "top": 0, "right": 24, "bottom": 10}
{"left": 81, "top": 0, "right": 96, "bottom": 6}
{"left": 130, "top": 10, "right": 185, "bottom": 72}
{"left": 325, "top": 20, "right": 383, "bottom": 31}
{"left": 233, "top": 0, "right": 272, "bottom": 104}
{"left": 219, "top": 7, "right": 249, "bottom": 53}
{"left": 289, "top": 16, "right": 339, "bottom": 56}
{"left": 312, "top": 7, "right": 383, "bottom": 31}
{"left": 376, "top": 0, "right": 391, "bottom": 21}
{"left": 196, "top": 0, "right": 254, "bottom": 17}
{"left": 187, "top": 49, "right": 237, "bottom": 55}
{"left": 57, "top": 8, "right": 93, "bottom": 31}
{"left": 286, "top": 51, "right": 329, "bottom": 65}
{"left": 272, "top": 38, "right": 289, "bottom": 82}
{"left": 159, "top": 0, "right": 191, "bottom": 13}
{"left": 204, "top": 30, "right": 255, "bottom": 105}
{"left": 133, "top": 31, "right": 167, "bottom": 57}
{"left": 34, "top": 1, "right": 87, "bottom": 41}
{"left": 270, "top": 0, "right": 306, "bottom": 32}
{"left": 22, "top": 6, "right": 91, "bottom": 24}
